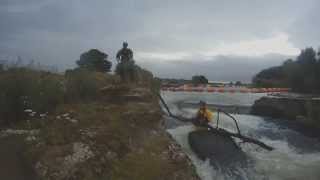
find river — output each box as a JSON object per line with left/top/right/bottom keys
{"left": 162, "top": 91, "right": 320, "bottom": 180}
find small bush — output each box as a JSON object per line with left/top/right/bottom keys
{"left": 0, "top": 67, "right": 64, "bottom": 124}
{"left": 65, "top": 68, "right": 114, "bottom": 102}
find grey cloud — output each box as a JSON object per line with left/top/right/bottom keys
{"left": 288, "top": 1, "right": 320, "bottom": 48}
{"left": 137, "top": 54, "right": 292, "bottom": 82}
{"left": 0, "top": 0, "right": 319, "bottom": 77}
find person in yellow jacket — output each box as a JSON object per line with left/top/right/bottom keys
{"left": 193, "top": 101, "right": 214, "bottom": 127}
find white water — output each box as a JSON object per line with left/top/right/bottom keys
{"left": 163, "top": 92, "right": 320, "bottom": 180}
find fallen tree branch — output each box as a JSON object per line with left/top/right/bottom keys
{"left": 206, "top": 126, "right": 274, "bottom": 151}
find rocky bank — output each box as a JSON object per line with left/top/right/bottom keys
{"left": 251, "top": 93, "right": 320, "bottom": 129}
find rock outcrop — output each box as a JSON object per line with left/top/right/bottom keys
{"left": 251, "top": 95, "right": 320, "bottom": 128}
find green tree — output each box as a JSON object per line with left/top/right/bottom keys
{"left": 252, "top": 66, "right": 285, "bottom": 87}
{"left": 76, "top": 49, "right": 112, "bottom": 72}
{"left": 296, "top": 48, "right": 317, "bottom": 92}
{"left": 191, "top": 75, "right": 208, "bottom": 85}
{"left": 297, "top": 48, "right": 317, "bottom": 67}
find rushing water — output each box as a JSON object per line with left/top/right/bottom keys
{"left": 163, "top": 91, "right": 320, "bottom": 180}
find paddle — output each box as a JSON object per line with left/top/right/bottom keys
{"left": 157, "top": 92, "right": 274, "bottom": 151}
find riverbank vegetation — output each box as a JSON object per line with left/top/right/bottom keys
{"left": 0, "top": 66, "right": 115, "bottom": 126}
{"left": 0, "top": 49, "right": 198, "bottom": 180}
{"left": 253, "top": 47, "right": 320, "bottom": 94}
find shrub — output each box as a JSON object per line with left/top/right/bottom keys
{"left": 65, "top": 68, "right": 114, "bottom": 102}
{"left": 32, "top": 72, "right": 65, "bottom": 112}
{"left": 0, "top": 67, "right": 64, "bottom": 124}
{"left": 135, "top": 66, "right": 161, "bottom": 93}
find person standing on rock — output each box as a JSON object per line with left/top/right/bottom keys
{"left": 115, "top": 42, "right": 137, "bottom": 82}
{"left": 116, "top": 42, "right": 133, "bottom": 63}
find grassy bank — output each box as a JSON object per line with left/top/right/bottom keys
{"left": 0, "top": 67, "right": 198, "bottom": 180}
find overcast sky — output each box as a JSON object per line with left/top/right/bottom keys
{"left": 0, "top": 0, "right": 319, "bottom": 81}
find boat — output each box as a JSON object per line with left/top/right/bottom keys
{"left": 188, "top": 128, "right": 248, "bottom": 168}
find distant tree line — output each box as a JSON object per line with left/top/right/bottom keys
{"left": 253, "top": 47, "right": 320, "bottom": 93}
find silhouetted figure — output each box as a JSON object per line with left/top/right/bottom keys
{"left": 115, "top": 42, "right": 136, "bottom": 82}
{"left": 116, "top": 42, "right": 133, "bottom": 63}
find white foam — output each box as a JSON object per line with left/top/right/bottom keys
{"left": 245, "top": 138, "right": 320, "bottom": 180}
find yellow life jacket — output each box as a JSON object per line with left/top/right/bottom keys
{"left": 197, "top": 108, "right": 213, "bottom": 122}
